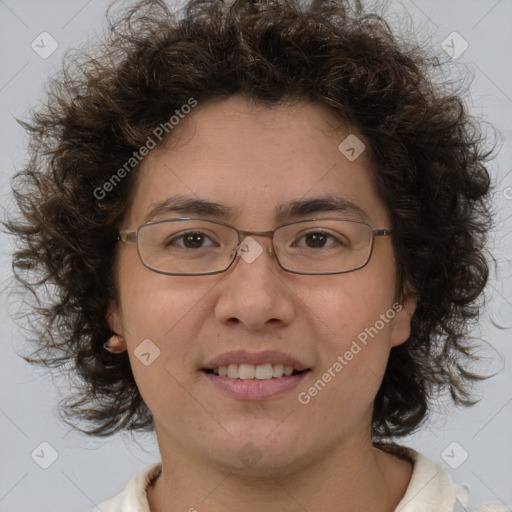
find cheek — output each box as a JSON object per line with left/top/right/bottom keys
{"left": 298, "top": 305, "right": 396, "bottom": 431}
{"left": 311, "top": 267, "right": 398, "bottom": 341}
{"left": 118, "top": 248, "right": 207, "bottom": 338}
{"left": 304, "top": 270, "right": 398, "bottom": 396}
{"left": 116, "top": 257, "right": 211, "bottom": 391}
{"left": 120, "top": 283, "right": 206, "bottom": 420}
{"left": 122, "top": 286, "right": 206, "bottom": 376}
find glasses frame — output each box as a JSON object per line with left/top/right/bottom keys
{"left": 118, "top": 217, "right": 392, "bottom": 276}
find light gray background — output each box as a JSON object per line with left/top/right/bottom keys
{"left": 0, "top": 1, "right": 511, "bottom": 511}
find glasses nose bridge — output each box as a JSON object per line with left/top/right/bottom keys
{"left": 235, "top": 228, "right": 276, "bottom": 254}
{"left": 237, "top": 228, "right": 275, "bottom": 238}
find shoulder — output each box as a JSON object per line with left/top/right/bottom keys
{"left": 379, "top": 444, "right": 509, "bottom": 512}
{"left": 90, "top": 462, "right": 162, "bottom": 512}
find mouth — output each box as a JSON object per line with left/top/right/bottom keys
{"left": 201, "top": 350, "right": 311, "bottom": 400}
{"left": 201, "top": 364, "right": 311, "bottom": 401}
{"left": 203, "top": 363, "right": 307, "bottom": 380}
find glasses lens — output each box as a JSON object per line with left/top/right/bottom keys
{"left": 137, "top": 219, "right": 237, "bottom": 274}
{"left": 274, "top": 219, "right": 373, "bottom": 274}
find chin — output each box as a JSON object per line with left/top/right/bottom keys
{"left": 204, "top": 430, "right": 311, "bottom": 474}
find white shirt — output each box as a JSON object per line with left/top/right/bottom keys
{"left": 93, "top": 447, "right": 508, "bottom": 512}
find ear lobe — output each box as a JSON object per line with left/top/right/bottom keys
{"left": 390, "top": 292, "right": 417, "bottom": 348}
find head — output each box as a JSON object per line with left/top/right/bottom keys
{"left": 7, "top": 0, "right": 492, "bottom": 456}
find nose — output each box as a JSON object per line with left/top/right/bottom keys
{"left": 213, "top": 235, "right": 296, "bottom": 331}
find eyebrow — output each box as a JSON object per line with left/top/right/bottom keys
{"left": 144, "top": 193, "right": 370, "bottom": 224}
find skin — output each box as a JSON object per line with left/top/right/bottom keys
{"left": 108, "top": 94, "right": 417, "bottom": 512}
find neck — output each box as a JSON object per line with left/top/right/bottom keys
{"left": 147, "top": 430, "right": 412, "bottom": 512}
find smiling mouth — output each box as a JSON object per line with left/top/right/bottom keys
{"left": 203, "top": 363, "right": 308, "bottom": 380}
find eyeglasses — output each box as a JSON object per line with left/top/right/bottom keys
{"left": 118, "top": 217, "right": 391, "bottom": 276}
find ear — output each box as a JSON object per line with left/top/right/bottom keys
{"left": 107, "top": 300, "right": 125, "bottom": 339}
{"left": 390, "top": 287, "right": 417, "bottom": 348}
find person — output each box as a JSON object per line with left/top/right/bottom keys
{"left": 5, "top": 0, "right": 508, "bottom": 510}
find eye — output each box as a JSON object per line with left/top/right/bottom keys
{"left": 293, "top": 231, "right": 347, "bottom": 249}
{"left": 166, "top": 231, "right": 218, "bottom": 249}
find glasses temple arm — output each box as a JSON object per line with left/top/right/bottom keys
{"left": 118, "top": 230, "right": 137, "bottom": 243}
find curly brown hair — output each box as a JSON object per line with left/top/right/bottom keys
{"left": 5, "top": 0, "right": 494, "bottom": 439}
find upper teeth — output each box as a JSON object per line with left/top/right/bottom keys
{"left": 212, "top": 363, "right": 295, "bottom": 380}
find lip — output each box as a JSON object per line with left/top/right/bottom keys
{"left": 202, "top": 370, "right": 311, "bottom": 401}
{"left": 202, "top": 350, "right": 310, "bottom": 372}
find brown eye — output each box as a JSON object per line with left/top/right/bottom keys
{"left": 293, "top": 231, "right": 346, "bottom": 249}
{"left": 166, "top": 231, "right": 217, "bottom": 249}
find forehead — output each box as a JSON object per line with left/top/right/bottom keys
{"left": 125, "top": 95, "right": 390, "bottom": 228}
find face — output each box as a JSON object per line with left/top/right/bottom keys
{"left": 109, "top": 94, "right": 415, "bottom": 475}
